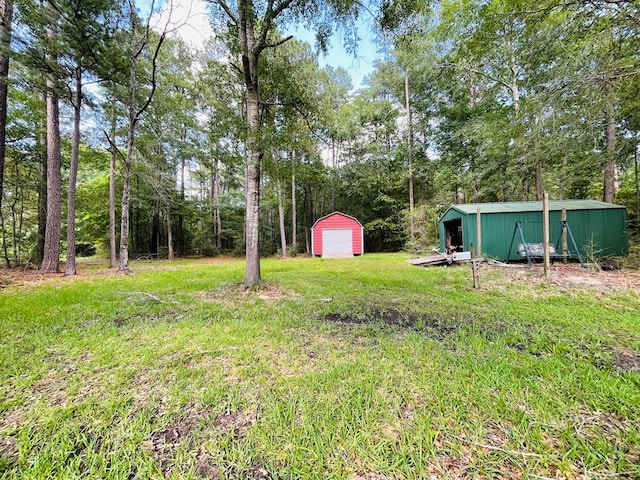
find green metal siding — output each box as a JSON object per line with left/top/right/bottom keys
{"left": 439, "top": 202, "right": 628, "bottom": 260}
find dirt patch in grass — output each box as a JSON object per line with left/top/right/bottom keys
{"left": 31, "top": 371, "right": 69, "bottom": 407}
{"left": 146, "top": 407, "right": 257, "bottom": 477}
{"left": 0, "top": 436, "right": 18, "bottom": 468}
{"left": 0, "top": 409, "right": 23, "bottom": 433}
{"left": 483, "top": 263, "right": 640, "bottom": 293}
{"left": 0, "top": 262, "right": 120, "bottom": 288}
{"left": 571, "top": 410, "right": 634, "bottom": 441}
{"left": 195, "top": 449, "right": 222, "bottom": 479}
{"left": 0, "top": 257, "right": 238, "bottom": 289}
{"left": 214, "top": 409, "right": 257, "bottom": 437}
{"left": 147, "top": 407, "right": 213, "bottom": 476}
{"left": 321, "top": 307, "right": 459, "bottom": 341}
{"left": 614, "top": 348, "right": 640, "bottom": 373}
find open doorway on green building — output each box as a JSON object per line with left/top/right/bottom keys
{"left": 444, "top": 219, "right": 463, "bottom": 253}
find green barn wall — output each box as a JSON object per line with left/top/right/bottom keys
{"left": 439, "top": 202, "right": 627, "bottom": 260}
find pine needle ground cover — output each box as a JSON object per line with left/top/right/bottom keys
{"left": 1, "top": 254, "right": 639, "bottom": 479}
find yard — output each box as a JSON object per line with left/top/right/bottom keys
{"left": 1, "top": 254, "right": 639, "bottom": 479}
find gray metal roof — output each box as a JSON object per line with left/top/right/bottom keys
{"left": 449, "top": 200, "right": 625, "bottom": 215}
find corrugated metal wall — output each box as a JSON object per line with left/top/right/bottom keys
{"left": 439, "top": 206, "right": 627, "bottom": 260}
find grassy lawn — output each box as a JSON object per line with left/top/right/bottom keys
{"left": 1, "top": 253, "right": 639, "bottom": 479}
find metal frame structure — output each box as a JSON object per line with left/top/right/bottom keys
{"left": 507, "top": 220, "right": 585, "bottom": 267}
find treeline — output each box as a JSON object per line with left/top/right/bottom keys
{"left": 371, "top": 0, "right": 640, "bottom": 247}
{"left": 0, "top": 0, "right": 638, "bottom": 274}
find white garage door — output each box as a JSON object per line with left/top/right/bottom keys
{"left": 322, "top": 228, "right": 353, "bottom": 258}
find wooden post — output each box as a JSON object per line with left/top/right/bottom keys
{"left": 561, "top": 208, "right": 568, "bottom": 261}
{"left": 476, "top": 208, "right": 482, "bottom": 258}
{"left": 472, "top": 260, "right": 480, "bottom": 289}
{"left": 543, "top": 193, "right": 550, "bottom": 279}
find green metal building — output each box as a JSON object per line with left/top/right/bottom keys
{"left": 439, "top": 200, "right": 628, "bottom": 261}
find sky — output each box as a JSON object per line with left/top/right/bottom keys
{"left": 287, "top": 19, "right": 379, "bottom": 91}
{"left": 152, "top": 0, "right": 379, "bottom": 91}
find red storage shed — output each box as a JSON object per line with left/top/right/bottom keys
{"left": 311, "top": 212, "right": 364, "bottom": 258}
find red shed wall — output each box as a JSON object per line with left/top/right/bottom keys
{"left": 312, "top": 214, "right": 363, "bottom": 256}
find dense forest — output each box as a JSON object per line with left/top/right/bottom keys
{"left": 0, "top": 0, "right": 638, "bottom": 280}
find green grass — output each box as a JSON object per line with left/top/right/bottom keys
{"left": 1, "top": 254, "right": 639, "bottom": 479}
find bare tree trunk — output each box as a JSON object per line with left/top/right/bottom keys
{"left": 119, "top": 2, "right": 139, "bottom": 272}
{"left": 108, "top": 104, "right": 117, "bottom": 268}
{"left": 178, "top": 136, "right": 185, "bottom": 256}
{"left": 535, "top": 161, "right": 542, "bottom": 201}
{"left": 210, "top": 167, "right": 215, "bottom": 246}
{"left": 306, "top": 185, "right": 313, "bottom": 253}
{"left": 119, "top": 0, "right": 166, "bottom": 271}
{"left": 9, "top": 175, "right": 17, "bottom": 263}
{"left": 0, "top": 0, "right": 13, "bottom": 268}
{"left": 119, "top": 144, "right": 132, "bottom": 271}
{"left": 331, "top": 139, "right": 337, "bottom": 212}
{"left": 244, "top": 84, "right": 261, "bottom": 283}
{"left": 40, "top": 11, "right": 62, "bottom": 274}
{"left": 167, "top": 207, "right": 174, "bottom": 260}
{"left": 214, "top": 158, "right": 221, "bottom": 250}
{"left": 533, "top": 114, "right": 542, "bottom": 201}
{"left": 273, "top": 148, "right": 287, "bottom": 257}
{"left": 119, "top": 51, "right": 137, "bottom": 272}
{"left": 472, "top": 172, "right": 479, "bottom": 203}
{"left": 291, "top": 150, "right": 296, "bottom": 256}
{"left": 35, "top": 122, "right": 46, "bottom": 265}
{"left": 65, "top": 67, "right": 82, "bottom": 276}
{"left": 405, "top": 72, "right": 414, "bottom": 240}
{"left": 603, "top": 103, "right": 617, "bottom": 203}
{"left": 277, "top": 179, "right": 287, "bottom": 257}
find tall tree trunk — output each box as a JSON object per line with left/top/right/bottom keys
{"left": 273, "top": 148, "right": 287, "bottom": 258}
{"left": 277, "top": 179, "right": 287, "bottom": 258}
{"left": 9, "top": 172, "right": 17, "bottom": 263}
{"left": 291, "top": 151, "right": 296, "bottom": 256}
{"left": 244, "top": 83, "right": 261, "bottom": 283}
{"left": 405, "top": 72, "right": 414, "bottom": 240}
{"left": 178, "top": 136, "right": 185, "bottom": 256}
{"left": 65, "top": 67, "right": 82, "bottom": 276}
{"left": 166, "top": 207, "right": 174, "bottom": 260}
{"left": 0, "top": 0, "right": 13, "bottom": 268}
{"left": 40, "top": 12, "right": 62, "bottom": 274}
{"left": 119, "top": 146, "right": 132, "bottom": 271}
{"left": 533, "top": 113, "right": 542, "bottom": 201}
{"left": 331, "top": 139, "right": 337, "bottom": 212}
{"left": 535, "top": 162, "right": 542, "bottom": 201}
{"left": 119, "top": 0, "right": 165, "bottom": 270}
{"left": 40, "top": 86, "right": 61, "bottom": 273}
{"left": 214, "top": 158, "right": 221, "bottom": 250}
{"left": 150, "top": 210, "right": 159, "bottom": 255}
{"left": 603, "top": 103, "right": 617, "bottom": 203}
{"left": 35, "top": 122, "right": 46, "bottom": 265}
{"left": 108, "top": 102, "right": 117, "bottom": 268}
{"left": 119, "top": 4, "right": 138, "bottom": 272}
{"left": 306, "top": 185, "right": 313, "bottom": 253}
{"left": 507, "top": 64, "right": 529, "bottom": 202}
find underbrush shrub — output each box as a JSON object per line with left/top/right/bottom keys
{"left": 75, "top": 242, "right": 97, "bottom": 257}
{"left": 403, "top": 204, "right": 441, "bottom": 255}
